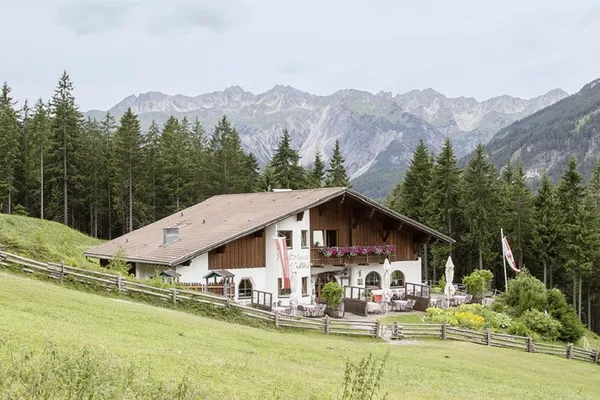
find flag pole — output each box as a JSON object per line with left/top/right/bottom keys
{"left": 501, "top": 228, "right": 508, "bottom": 292}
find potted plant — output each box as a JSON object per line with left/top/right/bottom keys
{"left": 322, "top": 281, "right": 345, "bottom": 318}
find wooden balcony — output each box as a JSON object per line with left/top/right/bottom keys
{"left": 311, "top": 248, "right": 396, "bottom": 267}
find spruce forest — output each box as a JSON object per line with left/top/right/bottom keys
{"left": 0, "top": 72, "right": 351, "bottom": 240}
{"left": 387, "top": 139, "right": 600, "bottom": 328}
{"left": 1, "top": 71, "right": 599, "bottom": 329}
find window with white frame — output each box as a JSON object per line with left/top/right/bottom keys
{"left": 278, "top": 230, "right": 293, "bottom": 249}
{"left": 390, "top": 270, "right": 405, "bottom": 288}
{"left": 365, "top": 271, "right": 381, "bottom": 288}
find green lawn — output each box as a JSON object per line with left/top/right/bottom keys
{"left": 0, "top": 214, "right": 103, "bottom": 268}
{"left": 1, "top": 271, "right": 599, "bottom": 400}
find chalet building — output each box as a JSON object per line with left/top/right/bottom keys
{"left": 85, "top": 188, "right": 453, "bottom": 305}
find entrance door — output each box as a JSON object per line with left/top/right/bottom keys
{"left": 314, "top": 273, "right": 338, "bottom": 302}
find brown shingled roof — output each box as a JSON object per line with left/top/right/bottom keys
{"left": 85, "top": 187, "right": 453, "bottom": 266}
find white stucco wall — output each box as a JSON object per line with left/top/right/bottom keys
{"left": 265, "top": 210, "right": 311, "bottom": 305}
{"left": 175, "top": 253, "right": 208, "bottom": 283}
{"left": 135, "top": 263, "right": 167, "bottom": 280}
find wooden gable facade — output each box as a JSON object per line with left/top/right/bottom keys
{"left": 309, "top": 195, "right": 428, "bottom": 266}
{"left": 208, "top": 229, "right": 266, "bottom": 270}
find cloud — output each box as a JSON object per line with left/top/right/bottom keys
{"left": 56, "top": 0, "right": 135, "bottom": 36}
{"left": 278, "top": 62, "right": 315, "bottom": 76}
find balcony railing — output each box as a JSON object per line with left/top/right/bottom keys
{"left": 311, "top": 246, "right": 396, "bottom": 267}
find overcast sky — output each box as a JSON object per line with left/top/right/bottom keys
{"left": 2, "top": 0, "right": 600, "bottom": 110}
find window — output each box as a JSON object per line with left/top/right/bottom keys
{"left": 302, "top": 277, "right": 308, "bottom": 296}
{"left": 365, "top": 271, "right": 381, "bottom": 288}
{"left": 238, "top": 279, "right": 253, "bottom": 298}
{"left": 312, "top": 229, "right": 338, "bottom": 247}
{"left": 278, "top": 230, "right": 293, "bottom": 249}
{"left": 301, "top": 230, "right": 308, "bottom": 248}
{"left": 390, "top": 270, "right": 405, "bottom": 288}
{"left": 278, "top": 278, "right": 291, "bottom": 297}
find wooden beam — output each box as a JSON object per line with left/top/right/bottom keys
{"left": 340, "top": 193, "right": 346, "bottom": 204}
{"left": 382, "top": 230, "right": 391, "bottom": 242}
{"left": 369, "top": 208, "right": 375, "bottom": 218}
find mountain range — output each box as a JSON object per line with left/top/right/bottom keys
{"left": 85, "top": 85, "right": 569, "bottom": 199}
{"left": 483, "top": 78, "right": 600, "bottom": 184}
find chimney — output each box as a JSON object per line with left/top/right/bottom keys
{"left": 163, "top": 227, "right": 179, "bottom": 245}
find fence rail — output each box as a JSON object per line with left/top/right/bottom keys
{"left": 1, "top": 250, "right": 598, "bottom": 365}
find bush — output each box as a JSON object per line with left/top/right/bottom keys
{"left": 501, "top": 271, "right": 547, "bottom": 316}
{"left": 481, "top": 308, "right": 512, "bottom": 331}
{"left": 507, "top": 320, "right": 538, "bottom": 340}
{"left": 322, "top": 282, "right": 344, "bottom": 310}
{"left": 546, "top": 289, "right": 585, "bottom": 343}
{"left": 462, "top": 269, "right": 493, "bottom": 299}
{"left": 518, "top": 309, "right": 562, "bottom": 341}
{"left": 454, "top": 311, "right": 485, "bottom": 330}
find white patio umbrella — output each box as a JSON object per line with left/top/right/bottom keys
{"left": 289, "top": 270, "right": 299, "bottom": 316}
{"left": 444, "top": 256, "right": 456, "bottom": 306}
{"left": 382, "top": 258, "right": 392, "bottom": 312}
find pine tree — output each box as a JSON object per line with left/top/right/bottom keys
{"left": 190, "top": 117, "right": 207, "bottom": 202}
{"left": 427, "top": 138, "right": 462, "bottom": 282}
{"left": 503, "top": 160, "right": 533, "bottom": 270}
{"left": 0, "top": 82, "right": 21, "bottom": 214}
{"left": 205, "top": 116, "right": 259, "bottom": 195}
{"left": 557, "top": 156, "right": 587, "bottom": 312}
{"left": 158, "top": 116, "right": 193, "bottom": 213}
{"left": 81, "top": 117, "right": 108, "bottom": 237}
{"left": 325, "top": 139, "right": 350, "bottom": 188}
{"left": 100, "top": 112, "right": 117, "bottom": 238}
{"left": 387, "top": 139, "right": 433, "bottom": 222}
{"left": 16, "top": 100, "right": 36, "bottom": 212}
{"left": 428, "top": 138, "right": 461, "bottom": 236}
{"left": 309, "top": 149, "right": 326, "bottom": 188}
{"left": 143, "top": 120, "right": 161, "bottom": 220}
{"left": 532, "top": 173, "right": 561, "bottom": 287}
{"left": 461, "top": 144, "right": 501, "bottom": 270}
{"left": 46, "top": 71, "right": 84, "bottom": 227}
{"left": 30, "top": 99, "right": 50, "bottom": 219}
{"left": 268, "top": 128, "right": 307, "bottom": 189}
{"left": 112, "top": 108, "right": 144, "bottom": 233}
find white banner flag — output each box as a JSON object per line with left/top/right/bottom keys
{"left": 502, "top": 235, "right": 520, "bottom": 273}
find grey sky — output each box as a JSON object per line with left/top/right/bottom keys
{"left": 2, "top": 0, "right": 599, "bottom": 110}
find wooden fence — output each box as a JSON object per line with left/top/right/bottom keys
{"left": 390, "top": 321, "right": 599, "bottom": 363}
{"left": 1, "top": 250, "right": 598, "bottom": 365}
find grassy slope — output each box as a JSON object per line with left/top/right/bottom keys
{"left": 0, "top": 214, "right": 103, "bottom": 268}
{"left": 1, "top": 271, "right": 599, "bottom": 400}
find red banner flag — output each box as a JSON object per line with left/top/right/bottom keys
{"left": 502, "top": 235, "right": 520, "bottom": 273}
{"left": 274, "top": 237, "right": 290, "bottom": 289}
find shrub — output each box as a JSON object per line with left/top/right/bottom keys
{"left": 518, "top": 309, "right": 562, "bottom": 341}
{"left": 454, "top": 311, "right": 485, "bottom": 330}
{"left": 322, "top": 282, "right": 344, "bottom": 310}
{"left": 481, "top": 308, "right": 512, "bottom": 331}
{"left": 501, "top": 271, "right": 547, "bottom": 316}
{"left": 438, "top": 275, "right": 446, "bottom": 292}
{"left": 462, "top": 269, "right": 493, "bottom": 299}
{"left": 507, "top": 320, "right": 537, "bottom": 340}
{"left": 546, "top": 289, "right": 585, "bottom": 343}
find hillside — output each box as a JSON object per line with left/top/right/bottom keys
{"left": 482, "top": 78, "right": 600, "bottom": 182}
{"left": 2, "top": 271, "right": 600, "bottom": 399}
{"left": 85, "top": 85, "right": 567, "bottom": 199}
{"left": 0, "top": 214, "right": 103, "bottom": 267}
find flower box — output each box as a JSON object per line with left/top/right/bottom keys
{"left": 318, "top": 245, "right": 396, "bottom": 260}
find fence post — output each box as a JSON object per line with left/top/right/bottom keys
{"left": 60, "top": 261, "right": 65, "bottom": 284}
{"left": 117, "top": 275, "right": 122, "bottom": 294}
{"left": 441, "top": 321, "right": 447, "bottom": 340}
{"left": 325, "top": 315, "right": 330, "bottom": 334}
{"left": 171, "top": 288, "right": 177, "bottom": 305}
{"left": 593, "top": 350, "right": 599, "bottom": 364}
{"left": 275, "top": 311, "right": 280, "bottom": 328}
{"left": 392, "top": 321, "right": 398, "bottom": 340}
{"left": 486, "top": 328, "right": 491, "bottom": 346}
{"left": 567, "top": 343, "right": 573, "bottom": 360}
{"left": 527, "top": 336, "right": 533, "bottom": 353}
{"left": 375, "top": 320, "right": 381, "bottom": 338}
